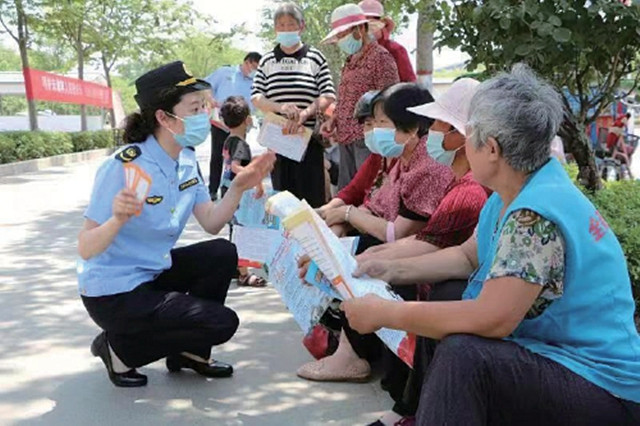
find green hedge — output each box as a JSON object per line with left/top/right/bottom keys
{"left": 566, "top": 164, "right": 640, "bottom": 311}
{"left": 0, "top": 130, "right": 116, "bottom": 164}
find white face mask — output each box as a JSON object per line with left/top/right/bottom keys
{"left": 426, "top": 130, "right": 462, "bottom": 166}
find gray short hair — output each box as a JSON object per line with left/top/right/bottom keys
{"left": 468, "top": 63, "right": 564, "bottom": 173}
{"left": 274, "top": 2, "right": 304, "bottom": 27}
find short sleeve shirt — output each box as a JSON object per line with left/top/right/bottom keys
{"left": 205, "top": 65, "right": 255, "bottom": 111}
{"left": 221, "top": 135, "right": 251, "bottom": 188}
{"left": 77, "top": 136, "right": 210, "bottom": 297}
{"left": 364, "top": 139, "right": 455, "bottom": 222}
{"left": 416, "top": 172, "right": 488, "bottom": 248}
{"left": 487, "top": 209, "right": 566, "bottom": 319}
{"left": 252, "top": 44, "right": 336, "bottom": 129}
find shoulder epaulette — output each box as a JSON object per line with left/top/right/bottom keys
{"left": 115, "top": 145, "right": 142, "bottom": 163}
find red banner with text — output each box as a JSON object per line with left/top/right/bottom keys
{"left": 23, "top": 68, "right": 113, "bottom": 109}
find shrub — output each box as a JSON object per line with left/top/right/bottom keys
{"left": 0, "top": 132, "right": 18, "bottom": 164}
{"left": 70, "top": 130, "right": 114, "bottom": 152}
{"left": 585, "top": 180, "right": 640, "bottom": 306}
{"left": 0, "top": 130, "right": 115, "bottom": 164}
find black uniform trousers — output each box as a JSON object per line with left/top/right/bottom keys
{"left": 209, "top": 125, "right": 230, "bottom": 198}
{"left": 81, "top": 239, "right": 239, "bottom": 369}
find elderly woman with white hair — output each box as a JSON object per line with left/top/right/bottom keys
{"left": 345, "top": 64, "right": 640, "bottom": 425}
{"left": 252, "top": 2, "right": 336, "bottom": 207}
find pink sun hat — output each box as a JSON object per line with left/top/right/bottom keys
{"left": 407, "top": 78, "right": 480, "bottom": 136}
{"left": 358, "top": 0, "right": 396, "bottom": 34}
{"left": 359, "top": 0, "right": 384, "bottom": 17}
{"left": 321, "top": 3, "right": 384, "bottom": 44}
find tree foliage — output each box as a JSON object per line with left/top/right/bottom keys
{"left": 436, "top": 0, "right": 640, "bottom": 190}
{"left": 438, "top": 0, "right": 640, "bottom": 124}
{"left": 0, "top": 0, "right": 43, "bottom": 129}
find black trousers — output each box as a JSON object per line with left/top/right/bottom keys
{"left": 416, "top": 334, "right": 640, "bottom": 425}
{"left": 81, "top": 239, "right": 239, "bottom": 368}
{"left": 271, "top": 138, "right": 326, "bottom": 208}
{"left": 340, "top": 232, "right": 418, "bottom": 403}
{"left": 209, "top": 125, "right": 229, "bottom": 197}
{"left": 396, "top": 279, "right": 468, "bottom": 416}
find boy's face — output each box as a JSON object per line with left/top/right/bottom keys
{"left": 245, "top": 115, "right": 254, "bottom": 129}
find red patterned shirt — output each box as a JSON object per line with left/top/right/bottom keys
{"left": 334, "top": 42, "right": 399, "bottom": 145}
{"left": 364, "top": 138, "right": 455, "bottom": 222}
{"left": 378, "top": 38, "right": 416, "bottom": 83}
{"left": 336, "top": 154, "right": 396, "bottom": 206}
{"left": 416, "top": 171, "right": 490, "bottom": 299}
{"left": 417, "top": 172, "right": 488, "bottom": 247}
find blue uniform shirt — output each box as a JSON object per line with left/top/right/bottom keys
{"left": 205, "top": 65, "right": 255, "bottom": 111}
{"left": 77, "top": 136, "right": 210, "bottom": 297}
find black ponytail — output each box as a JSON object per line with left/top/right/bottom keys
{"left": 123, "top": 110, "right": 157, "bottom": 144}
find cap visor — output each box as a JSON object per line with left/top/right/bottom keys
{"left": 188, "top": 79, "right": 211, "bottom": 91}
{"left": 407, "top": 103, "right": 467, "bottom": 136}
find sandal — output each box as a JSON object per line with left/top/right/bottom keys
{"left": 238, "top": 273, "right": 267, "bottom": 288}
{"left": 296, "top": 357, "right": 371, "bottom": 382}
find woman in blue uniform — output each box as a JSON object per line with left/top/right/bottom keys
{"left": 77, "top": 61, "right": 275, "bottom": 387}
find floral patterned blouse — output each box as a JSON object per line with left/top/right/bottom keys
{"left": 487, "top": 209, "right": 565, "bottom": 319}
{"left": 334, "top": 42, "right": 399, "bottom": 145}
{"left": 363, "top": 138, "right": 455, "bottom": 222}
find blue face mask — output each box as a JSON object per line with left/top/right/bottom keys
{"left": 248, "top": 70, "right": 257, "bottom": 79}
{"left": 364, "top": 128, "right": 405, "bottom": 158}
{"left": 276, "top": 31, "right": 301, "bottom": 48}
{"left": 337, "top": 33, "right": 363, "bottom": 55}
{"left": 426, "top": 130, "right": 461, "bottom": 166}
{"left": 167, "top": 112, "right": 210, "bottom": 148}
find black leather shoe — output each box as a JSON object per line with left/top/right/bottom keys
{"left": 166, "top": 354, "right": 233, "bottom": 378}
{"left": 91, "top": 332, "right": 147, "bottom": 387}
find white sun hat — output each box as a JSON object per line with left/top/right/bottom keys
{"left": 321, "top": 3, "right": 384, "bottom": 44}
{"left": 407, "top": 78, "right": 480, "bottom": 136}
{"left": 359, "top": 0, "right": 384, "bottom": 17}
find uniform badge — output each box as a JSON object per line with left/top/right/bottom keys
{"left": 115, "top": 145, "right": 141, "bottom": 163}
{"left": 145, "top": 195, "right": 164, "bottom": 205}
{"left": 183, "top": 63, "right": 193, "bottom": 77}
{"left": 179, "top": 178, "right": 198, "bottom": 191}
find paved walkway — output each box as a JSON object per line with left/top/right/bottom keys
{"left": 0, "top": 137, "right": 391, "bottom": 425}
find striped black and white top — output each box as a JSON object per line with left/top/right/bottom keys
{"left": 252, "top": 44, "right": 336, "bottom": 129}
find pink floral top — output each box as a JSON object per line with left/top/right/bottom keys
{"left": 334, "top": 42, "right": 399, "bottom": 145}
{"left": 364, "top": 138, "right": 456, "bottom": 222}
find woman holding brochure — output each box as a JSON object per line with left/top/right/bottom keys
{"left": 77, "top": 61, "right": 275, "bottom": 388}
{"left": 251, "top": 2, "right": 336, "bottom": 207}
{"left": 320, "top": 83, "right": 455, "bottom": 252}
{"left": 345, "top": 65, "right": 640, "bottom": 425}
{"left": 296, "top": 82, "right": 456, "bottom": 383}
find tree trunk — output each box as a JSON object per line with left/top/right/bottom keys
{"left": 101, "top": 55, "right": 116, "bottom": 129}
{"left": 416, "top": 1, "right": 435, "bottom": 92}
{"left": 77, "top": 37, "right": 88, "bottom": 131}
{"left": 16, "top": 0, "right": 38, "bottom": 131}
{"left": 558, "top": 106, "right": 601, "bottom": 191}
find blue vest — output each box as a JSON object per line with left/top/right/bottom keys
{"left": 464, "top": 158, "right": 640, "bottom": 402}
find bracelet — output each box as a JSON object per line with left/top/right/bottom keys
{"left": 344, "top": 205, "right": 353, "bottom": 223}
{"left": 386, "top": 221, "right": 396, "bottom": 243}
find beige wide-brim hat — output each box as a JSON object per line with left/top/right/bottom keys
{"left": 321, "top": 3, "right": 384, "bottom": 44}
{"left": 407, "top": 78, "right": 481, "bottom": 136}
